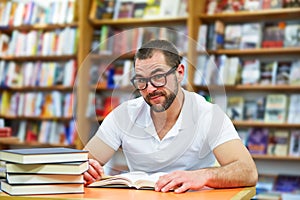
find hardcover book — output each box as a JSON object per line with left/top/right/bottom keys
{"left": 88, "top": 171, "right": 167, "bottom": 189}
{"left": 1, "top": 181, "right": 84, "bottom": 195}
{"left": 0, "top": 147, "right": 88, "bottom": 164}
{"left": 6, "top": 173, "right": 84, "bottom": 184}
{"left": 5, "top": 161, "right": 88, "bottom": 174}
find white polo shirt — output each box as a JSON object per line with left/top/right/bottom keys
{"left": 96, "top": 89, "right": 240, "bottom": 173}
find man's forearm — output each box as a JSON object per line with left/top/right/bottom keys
{"left": 200, "top": 160, "right": 258, "bottom": 188}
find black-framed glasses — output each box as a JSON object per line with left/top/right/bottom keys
{"left": 131, "top": 66, "right": 178, "bottom": 90}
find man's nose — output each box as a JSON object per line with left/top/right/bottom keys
{"left": 145, "top": 81, "right": 157, "bottom": 93}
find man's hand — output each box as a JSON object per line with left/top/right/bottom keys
{"left": 155, "top": 170, "right": 206, "bottom": 193}
{"left": 83, "top": 159, "right": 104, "bottom": 186}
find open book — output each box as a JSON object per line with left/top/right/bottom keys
{"left": 87, "top": 171, "right": 167, "bottom": 189}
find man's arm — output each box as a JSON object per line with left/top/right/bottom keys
{"left": 155, "top": 139, "right": 258, "bottom": 193}
{"left": 83, "top": 136, "right": 115, "bottom": 185}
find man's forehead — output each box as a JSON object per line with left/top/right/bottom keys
{"left": 135, "top": 63, "right": 169, "bottom": 73}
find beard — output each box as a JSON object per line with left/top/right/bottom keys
{"left": 144, "top": 84, "right": 178, "bottom": 112}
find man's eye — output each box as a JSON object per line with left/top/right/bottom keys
{"left": 136, "top": 79, "right": 146, "bottom": 83}
{"left": 152, "top": 74, "right": 164, "bottom": 80}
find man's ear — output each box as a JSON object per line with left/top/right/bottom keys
{"left": 176, "top": 64, "right": 185, "bottom": 82}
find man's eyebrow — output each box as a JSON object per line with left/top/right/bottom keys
{"left": 150, "top": 68, "right": 165, "bottom": 75}
{"left": 135, "top": 68, "right": 165, "bottom": 78}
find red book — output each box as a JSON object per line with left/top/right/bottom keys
{"left": 0, "top": 127, "right": 12, "bottom": 137}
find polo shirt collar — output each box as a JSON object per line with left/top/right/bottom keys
{"left": 142, "top": 89, "right": 190, "bottom": 138}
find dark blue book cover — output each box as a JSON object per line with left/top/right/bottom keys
{"left": 247, "top": 128, "right": 269, "bottom": 154}
{"left": 274, "top": 175, "right": 300, "bottom": 193}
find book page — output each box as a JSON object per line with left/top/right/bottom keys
{"left": 88, "top": 171, "right": 167, "bottom": 189}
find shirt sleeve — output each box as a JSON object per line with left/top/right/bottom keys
{"left": 207, "top": 104, "right": 241, "bottom": 150}
{"left": 95, "top": 111, "right": 122, "bottom": 151}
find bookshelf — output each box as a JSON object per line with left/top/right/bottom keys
{"left": 0, "top": 0, "right": 78, "bottom": 148}
{"left": 193, "top": 1, "right": 300, "bottom": 176}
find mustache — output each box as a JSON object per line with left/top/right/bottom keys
{"left": 147, "top": 91, "right": 165, "bottom": 99}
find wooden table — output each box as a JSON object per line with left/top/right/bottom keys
{"left": 0, "top": 186, "right": 256, "bottom": 200}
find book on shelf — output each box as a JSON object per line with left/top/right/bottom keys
{"left": 0, "top": 147, "right": 88, "bottom": 164}
{"left": 0, "top": 127, "right": 12, "bottom": 137}
{"left": 239, "top": 23, "right": 262, "bottom": 49}
{"left": 224, "top": 24, "right": 242, "bottom": 49}
{"left": 243, "top": 99, "right": 258, "bottom": 121}
{"left": 1, "top": 181, "right": 84, "bottom": 196}
{"left": 261, "top": 22, "right": 285, "bottom": 48}
{"left": 287, "top": 94, "right": 300, "bottom": 124}
{"left": 159, "top": 0, "right": 181, "bottom": 17}
{"left": 264, "top": 94, "right": 288, "bottom": 123}
{"left": 256, "top": 96, "right": 266, "bottom": 122}
{"left": 267, "top": 129, "right": 289, "bottom": 156}
{"left": 284, "top": 23, "right": 300, "bottom": 47}
{"left": 143, "top": 0, "right": 161, "bottom": 19}
{"left": 275, "top": 61, "right": 291, "bottom": 85}
{"left": 261, "top": 0, "right": 283, "bottom": 9}
{"left": 259, "top": 61, "right": 278, "bottom": 85}
{"left": 6, "top": 173, "right": 84, "bottom": 184}
{"left": 289, "top": 60, "right": 300, "bottom": 85}
{"left": 113, "top": 0, "right": 134, "bottom": 19}
{"left": 132, "top": 2, "right": 147, "bottom": 18}
{"left": 90, "top": 0, "right": 115, "bottom": 20}
{"left": 241, "top": 59, "right": 260, "bottom": 85}
{"left": 88, "top": 171, "right": 167, "bottom": 189}
{"left": 289, "top": 130, "right": 300, "bottom": 157}
{"left": 274, "top": 174, "right": 300, "bottom": 193}
{"left": 226, "top": 96, "right": 244, "bottom": 121}
{"left": 256, "top": 174, "right": 277, "bottom": 194}
{"left": 247, "top": 127, "right": 269, "bottom": 155}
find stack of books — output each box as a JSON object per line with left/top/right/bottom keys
{"left": 0, "top": 147, "right": 89, "bottom": 195}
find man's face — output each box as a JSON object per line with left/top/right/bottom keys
{"left": 134, "top": 52, "right": 178, "bottom": 112}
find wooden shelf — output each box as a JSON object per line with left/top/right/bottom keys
{"left": 0, "top": 55, "right": 77, "bottom": 62}
{"left": 206, "top": 47, "right": 300, "bottom": 56}
{"left": 199, "top": 8, "right": 300, "bottom": 23}
{"left": 0, "top": 23, "right": 78, "bottom": 32}
{"left": 0, "top": 115, "right": 73, "bottom": 121}
{"left": 0, "top": 137, "right": 74, "bottom": 149}
{"left": 91, "top": 85, "right": 136, "bottom": 92}
{"left": 195, "top": 84, "right": 300, "bottom": 92}
{"left": 252, "top": 154, "right": 300, "bottom": 161}
{"left": 90, "top": 17, "right": 187, "bottom": 27}
{"left": 89, "top": 52, "right": 135, "bottom": 61}
{"left": 233, "top": 121, "right": 300, "bottom": 128}
{"left": 1, "top": 86, "right": 74, "bottom": 92}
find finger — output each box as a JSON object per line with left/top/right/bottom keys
{"left": 89, "top": 159, "right": 104, "bottom": 176}
{"left": 87, "top": 160, "right": 103, "bottom": 181}
{"left": 161, "top": 179, "right": 182, "bottom": 193}
{"left": 174, "top": 183, "right": 190, "bottom": 193}
{"left": 155, "top": 174, "right": 173, "bottom": 192}
{"left": 83, "top": 171, "right": 96, "bottom": 186}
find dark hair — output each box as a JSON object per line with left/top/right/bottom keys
{"left": 134, "top": 39, "right": 182, "bottom": 68}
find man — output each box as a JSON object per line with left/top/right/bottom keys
{"left": 84, "top": 39, "right": 258, "bottom": 193}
